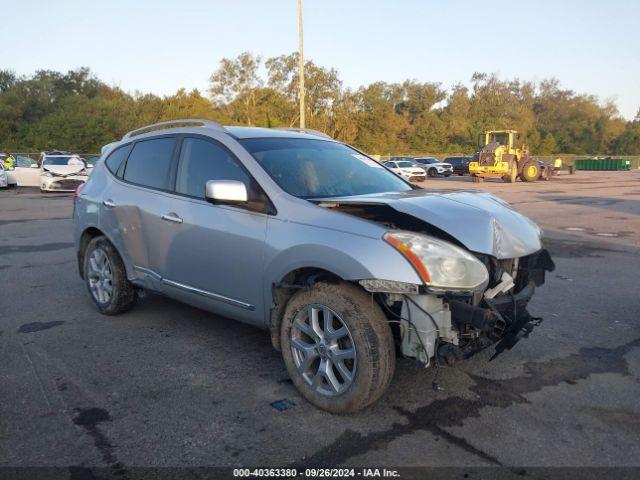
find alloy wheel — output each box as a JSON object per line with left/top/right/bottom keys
{"left": 87, "top": 248, "right": 113, "bottom": 304}
{"left": 290, "top": 304, "right": 356, "bottom": 396}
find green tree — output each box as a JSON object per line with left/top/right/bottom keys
{"left": 208, "top": 52, "right": 263, "bottom": 125}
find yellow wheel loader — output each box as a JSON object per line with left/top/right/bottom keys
{"left": 469, "top": 130, "right": 547, "bottom": 183}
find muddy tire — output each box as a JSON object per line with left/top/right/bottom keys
{"left": 502, "top": 165, "right": 517, "bottom": 183}
{"left": 520, "top": 161, "right": 540, "bottom": 182}
{"left": 280, "top": 282, "right": 395, "bottom": 413}
{"left": 83, "top": 236, "right": 136, "bottom": 315}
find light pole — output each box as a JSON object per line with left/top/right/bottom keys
{"left": 298, "top": 0, "right": 305, "bottom": 128}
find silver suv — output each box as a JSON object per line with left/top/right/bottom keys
{"left": 73, "top": 119, "right": 554, "bottom": 413}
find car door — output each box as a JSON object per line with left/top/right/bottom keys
{"left": 10, "top": 155, "right": 41, "bottom": 186}
{"left": 152, "top": 136, "right": 269, "bottom": 325}
{"left": 99, "top": 137, "right": 178, "bottom": 291}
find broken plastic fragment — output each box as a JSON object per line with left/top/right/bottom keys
{"left": 270, "top": 399, "right": 295, "bottom": 412}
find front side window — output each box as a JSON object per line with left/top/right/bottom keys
{"left": 175, "top": 137, "right": 251, "bottom": 198}
{"left": 16, "top": 156, "right": 36, "bottom": 168}
{"left": 239, "top": 138, "right": 411, "bottom": 198}
{"left": 123, "top": 137, "right": 176, "bottom": 189}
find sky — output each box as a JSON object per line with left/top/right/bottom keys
{"left": 1, "top": 0, "right": 639, "bottom": 119}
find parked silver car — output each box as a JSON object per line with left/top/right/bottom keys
{"left": 73, "top": 119, "right": 554, "bottom": 413}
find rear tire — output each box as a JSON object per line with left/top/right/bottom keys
{"left": 83, "top": 236, "right": 136, "bottom": 315}
{"left": 280, "top": 282, "right": 395, "bottom": 413}
{"left": 428, "top": 168, "right": 438, "bottom": 177}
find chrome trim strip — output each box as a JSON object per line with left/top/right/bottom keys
{"left": 161, "top": 278, "right": 255, "bottom": 311}
{"left": 133, "top": 265, "right": 162, "bottom": 281}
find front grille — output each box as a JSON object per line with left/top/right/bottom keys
{"left": 479, "top": 152, "right": 495, "bottom": 166}
{"left": 52, "top": 179, "right": 84, "bottom": 190}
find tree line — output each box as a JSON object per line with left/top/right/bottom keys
{"left": 1, "top": 52, "right": 639, "bottom": 155}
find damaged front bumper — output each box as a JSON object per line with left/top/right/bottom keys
{"left": 391, "top": 248, "right": 555, "bottom": 365}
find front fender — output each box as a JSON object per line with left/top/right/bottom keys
{"left": 262, "top": 217, "right": 422, "bottom": 326}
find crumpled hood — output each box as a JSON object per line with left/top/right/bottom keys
{"left": 43, "top": 164, "right": 86, "bottom": 176}
{"left": 315, "top": 190, "right": 542, "bottom": 259}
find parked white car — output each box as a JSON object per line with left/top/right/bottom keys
{"left": 40, "top": 151, "right": 89, "bottom": 192}
{"left": 384, "top": 160, "right": 427, "bottom": 182}
{"left": 413, "top": 157, "right": 453, "bottom": 177}
{"left": 0, "top": 163, "right": 8, "bottom": 188}
{"left": 0, "top": 155, "right": 19, "bottom": 187}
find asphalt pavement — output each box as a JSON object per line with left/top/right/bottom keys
{"left": 1, "top": 171, "right": 639, "bottom": 475}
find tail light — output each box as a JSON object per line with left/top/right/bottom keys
{"left": 73, "top": 182, "right": 86, "bottom": 204}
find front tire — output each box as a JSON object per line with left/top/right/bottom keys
{"left": 502, "top": 165, "right": 518, "bottom": 183}
{"left": 83, "top": 236, "right": 136, "bottom": 315}
{"left": 280, "top": 282, "right": 395, "bottom": 413}
{"left": 520, "top": 161, "right": 540, "bottom": 182}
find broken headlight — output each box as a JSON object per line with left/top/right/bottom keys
{"left": 384, "top": 231, "right": 489, "bottom": 292}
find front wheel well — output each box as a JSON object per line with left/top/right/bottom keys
{"left": 269, "top": 267, "right": 346, "bottom": 351}
{"left": 78, "top": 227, "right": 105, "bottom": 279}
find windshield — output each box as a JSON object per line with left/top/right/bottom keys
{"left": 489, "top": 132, "right": 509, "bottom": 146}
{"left": 239, "top": 138, "right": 411, "bottom": 198}
{"left": 417, "top": 158, "right": 437, "bottom": 164}
{"left": 84, "top": 156, "right": 100, "bottom": 166}
{"left": 479, "top": 132, "right": 510, "bottom": 148}
{"left": 397, "top": 161, "right": 414, "bottom": 167}
{"left": 42, "top": 156, "right": 81, "bottom": 166}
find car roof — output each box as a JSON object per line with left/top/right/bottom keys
{"left": 104, "top": 121, "right": 337, "bottom": 157}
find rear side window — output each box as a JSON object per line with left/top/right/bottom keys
{"left": 123, "top": 137, "right": 177, "bottom": 190}
{"left": 105, "top": 146, "right": 130, "bottom": 175}
{"left": 175, "top": 137, "right": 251, "bottom": 198}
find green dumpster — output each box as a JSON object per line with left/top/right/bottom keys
{"left": 574, "top": 157, "right": 631, "bottom": 171}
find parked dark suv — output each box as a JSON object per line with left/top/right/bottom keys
{"left": 444, "top": 156, "right": 472, "bottom": 176}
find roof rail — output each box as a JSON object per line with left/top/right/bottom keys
{"left": 122, "top": 119, "right": 226, "bottom": 140}
{"left": 274, "top": 127, "right": 332, "bottom": 139}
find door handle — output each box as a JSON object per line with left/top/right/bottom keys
{"left": 103, "top": 199, "right": 116, "bottom": 208}
{"left": 161, "top": 213, "right": 183, "bottom": 224}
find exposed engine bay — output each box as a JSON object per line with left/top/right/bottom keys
{"left": 384, "top": 248, "right": 554, "bottom": 365}
{"left": 316, "top": 198, "right": 555, "bottom": 364}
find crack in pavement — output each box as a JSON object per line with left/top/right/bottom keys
{"left": 299, "top": 338, "right": 640, "bottom": 467}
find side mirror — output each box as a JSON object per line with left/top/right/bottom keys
{"left": 205, "top": 180, "right": 248, "bottom": 204}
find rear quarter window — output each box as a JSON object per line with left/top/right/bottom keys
{"left": 105, "top": 145, "right": 130, "bottom": 175}
{"left": 123, "top": 137, "right": 177, "bottom": 190}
